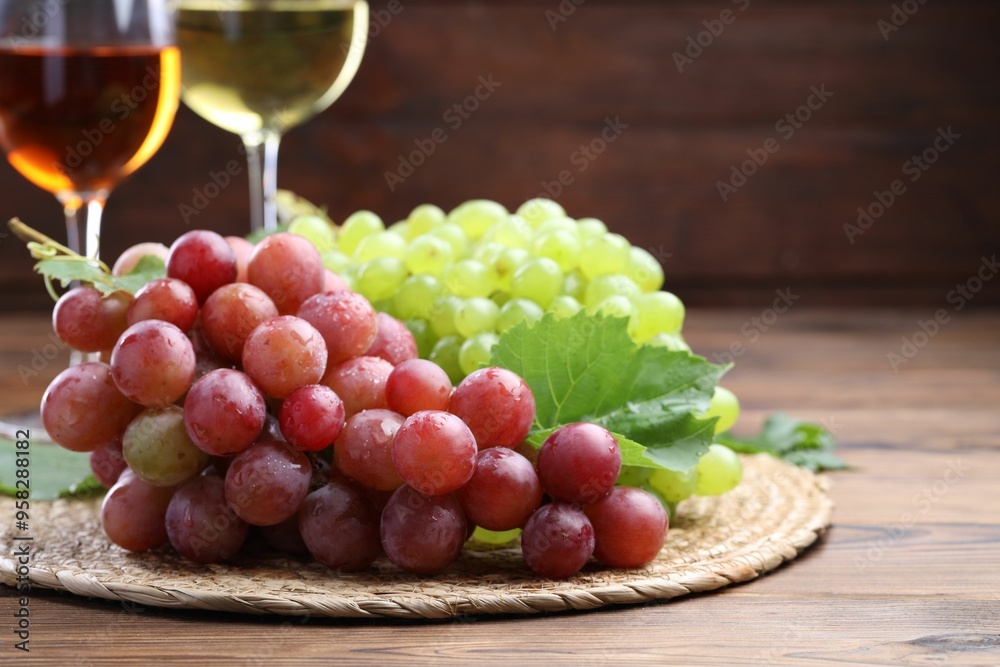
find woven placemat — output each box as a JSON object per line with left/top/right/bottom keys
{"left": 0, "top": 454, "right": 831, "bottom": 619}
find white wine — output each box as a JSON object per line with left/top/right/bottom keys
{"left": 177, "top": 0, "right": 368, "bottom": 138}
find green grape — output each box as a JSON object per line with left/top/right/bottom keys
{"left": 430, "top": 335, "right": 465, "bottom": 384}
{"left": 490, "top": 247, "right": 530, "bottom": 292}
{"left": 123, "top": 407, "right": 210, "bottom": 487}
{"left": 448, "top": 199, "right": 508, "bottom": 241}
{"left": 579, "top": 233, "right": 631, "bottom": 279}
{"left": 694, "top": 444, "right": 743, "bottom": 496}
{"left": 387, "top": 219, "right": 411, "bottom": 239}
{"left": 616, "top": 465, "right": 650, "bottom": 487}
{"left": 490, "top": 291, "right": 511, "bottom": 308}
{"left": 288, "top": 215, "right": 336, "bottom": 252}
{"left": 454, "top": 297, "right": 500, "bottom": 338}
{"left": 441, "top": 259, "right": 493, "bottom": 298}
{"left": 407, "top": 203, "right": 446, "bottom": 236}
{"left": 354, "top": 230, "right": 407, "bottom": 261}
{"left": 338, "top": 210, "right": 384, "bottom": 256}
{"left": 405, "top": 235, "right": 455, "bottom": 276}
{"left": 393, "top": 275, "right": 443, "bottom": 320}
{"left": 429, "top": 294, "right": 463, "bottom": 337}
{"left": 371, "top": 298, "right": 398, "bottom": 318}
{"left": 632, "top": 291, "right": 685, "bottom": 340}
{"left": 576, "top": 217, "right": 607, "bottom": 240}
{"left": 648, "top": 467, "right": 697, "bottom": 503}
{"left": 584, "top": 274, "right": 641, "bottom": 309}
{"left": 562, "top": 270, "right": 587, "bottom": 300}
{"left": 429, "top": 222, "right": 469, "bottom": 257}
{"left": 321, "top": 249, "right": 352, "bottom": 275}
{"left": 510, "top": 257, "right": 563, "bottom": 308}
{"left": 404, "top": 318, "right": 437, "bottom": 358}
{"left": 459, "top": 332, "right": 499, "bottom": 376}
{"left": 646, "top": 332, "right": 691, "bottom": 352}
{"left": 516, "top": 198, "right": 565, "bottom": 228}
{"left": 354, "top": 257, "right": 408, "bottom": 302}
{"left": 471, "top": 526, "right": 521, "bottom": 546}
{"left": 472, "top": 241, "right": 506, "bottom": 267}
{"left": 338, "top": 264, "right": 358, "bottom": 291}
{"left": 535, "top": 216, "right": 579, "bottom": 237}
{"left": 549, "top": 295, "right": 583, "bottom": 319}
{"left": 496, "top": 298, "right": 544, "bottom": 332}
{"left": 532, "top": 229, "right": 581, "bottom": 272}
{"left": 627, "top": 246, "right": 665, "bottom": 293}
{"left": 482, "top": 215, "right": 532, "bottom": 248}
{"left": 702, "top": 386, "right": 740, "bottom": 434}
{"left": 591, "top": 294, "right": 635, "bottom": 320}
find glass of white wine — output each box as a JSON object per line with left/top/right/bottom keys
{"left": 176, "top": 0, "right": 369, "bottom": 233}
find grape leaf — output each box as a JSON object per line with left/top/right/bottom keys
{"left": 718, "top": 414, "right": 847, "bottom": 472}
{"left": 34, "top": 254, "right": 165, "bottom": 296}
{"left": 492, "top": 312, "right": 729, "bottom": 471}
{"left": 0, "top": 438, "right": 105, "bottom": 500}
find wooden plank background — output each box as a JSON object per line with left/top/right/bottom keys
{"left": 1, "top": 0, "right": 998, "bottom": 311}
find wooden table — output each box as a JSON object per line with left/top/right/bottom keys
{"left": 2, "top": 309, "right": 998, "bottom": 666}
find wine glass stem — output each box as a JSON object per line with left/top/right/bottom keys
{"left": 62, "top": 196, "right": 105, "bottom": 259}
{"left": 243, "top": 131, "right": 282, "bottom": 234}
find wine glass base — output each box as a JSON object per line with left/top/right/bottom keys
{"left": 0, "top": 410, "right": 52, "bottom": 442}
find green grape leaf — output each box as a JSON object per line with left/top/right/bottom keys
{"left": 492, "top": 312, "right": 729, "bottom": 471}
{"left": 35, "top": 254, "right": 165, "bottom": 297}
{"left": 718, "top": 413, "right": 847, "bottom": 472}
{"left": 0, "top": 438, "right": 105, "bottom": 500}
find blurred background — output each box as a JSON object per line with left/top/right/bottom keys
{"left": 1, "top": 0, "right": 997, "bottom": 311}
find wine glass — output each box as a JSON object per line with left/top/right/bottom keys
{"left": 176, "top": 0, "right": 369, "bottom": 233}
{"left": 0, "top": 0, "right": 180, "bottom": 437}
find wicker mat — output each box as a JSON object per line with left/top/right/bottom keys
{"left": 0, "top": 454, "right": 832, "bottom": 619}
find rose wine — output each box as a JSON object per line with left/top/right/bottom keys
{"left": 0, "top": 46, "right": 180, "bottom": 199}
{"left": 177, "top": 0, "right": 367, "bottom": 138}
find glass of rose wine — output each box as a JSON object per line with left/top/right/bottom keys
{"left": 0, "top": 0, "right": 180, "bottom": 438}
{"left": 176, "top": 0, "right": 369, "bottom": 233}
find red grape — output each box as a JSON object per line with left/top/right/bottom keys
{"left": 278, "top": 384, "right": 345, "bottom": 452}
{"left": 89, "top": 438, "right": 127, "bottom": 487}
{"left": 126, "top": 278, "right": 198, "bottom": 332}
{"left": 297, "top": 290, "right": 377, "bottom": 365}
{"left": 521, "top": 503, "right": 595, "bottom": 579}
{"left": 225, "top": 236, "right": 254, "bottom": 283}
{"left": 110, "top": 320, "right": 196, "bottom": 407}
{"left": 260, "top": 515, "right": 309, "bottom": 556}
{"left": 41, "top": 362, "right": 140, "bottom": 452}
{"left": 448, "top": 367, "right": 535, "bottom": 449}
{"left": 323, "top": 269, "right": 349, "bottom": 292}
{"left": 247, "top": 232, "right": 324, "bottom": 315}
{"left": 166, "top": 474, "right": 248, "bottom": 563}
{"left": 166, "top": 230, "right": 238, "bottom": 304}
{"left": 299, "top": 479, "right": 382, "bottom": 571}
{"left": 200, "top": 282, "right": 279, "bottom": 364}
{"left": 53, "top": 286, "right": 131, "bottom": 352}
{"left": 333, "top": 409, "right": 405, "bottom": 491}
{"left": 391, "top": 411, "right": 477, "bottom": 496}
{"left": 320, "top": 355, "right": 392, "bottom": 417}
{"left": 111, "top": 242, "right": 168, "bottom": 276}
{"left": 584, "top": 486, "right": 668, "bottom": 568}
{"left": 242, "top": 316, "right": 328, "bottom": 399}
{"left": 380, "top": 485, "right": 467, "bottom": 575}
{"left": 365, "top": 312, "right": 418, "bottom": 365}
{"left": 184, "top": 369, "right": 266, "bottom": 456}
{"left": 224, "top": 440, "right": 312, "bottom": 526}
{"left": 536, "top": 422, "right": 621, "bottom": 504}
{"left": 385, "top": 359, "right": 453, "bottom": 416}
{"left": 101, "top": 469, "right": 174, "bottom": 552}
{"left": 456, "top": 448, "right": 542, "bottom": 531}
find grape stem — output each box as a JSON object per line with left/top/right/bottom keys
{"left": 7, "top": 217, "right": 113, "bottom": 301}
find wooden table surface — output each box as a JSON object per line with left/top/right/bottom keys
{"left": 1, "top": 309, "right": 998, "bottom": 666}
